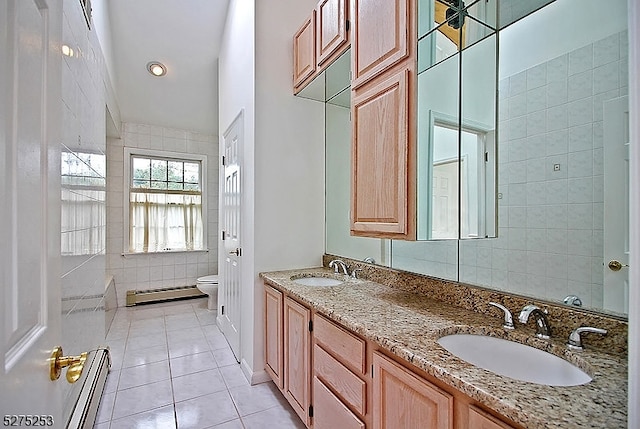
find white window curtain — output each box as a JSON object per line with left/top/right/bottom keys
{"left": 61, "top": 188, "right": 106, "bottom": 255}
{"left": 129, "top": 191, "right": 203, "bottom": 252}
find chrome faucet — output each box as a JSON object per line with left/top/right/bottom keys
{"left": 566, "top": 326, "right": 607, "bottom": 351}
{"left": 563, "top": 295, "right": 583, "bottom": 307}
{"left": 518, "top": 305, "right": 551, "bottom": 339}
{"left": 488, "top": 302, "right": 515, "bottom": 330}
{"left": 328, "top": 259, "right": 349, "bottom": 276}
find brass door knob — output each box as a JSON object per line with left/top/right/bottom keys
{"left": 608, "top": 260, "right": 629, "bottom": 272}
{"left": 49, "top": 346, "right": 88, "bottom": 383}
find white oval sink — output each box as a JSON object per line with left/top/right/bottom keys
{"left": 437, "top": 334, "right": 591, "bottom": 386}
{"left": 292, "top": 277, "right": 343, "bottom": 287}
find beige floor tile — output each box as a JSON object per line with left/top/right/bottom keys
{"left": 170, "top": 351, "right": 217, "bottom": 377}
{"left": 175, "top": 391, "right": 239, "bottom": 429}
{"left": 172, "top": 368, "right": 227, "bottom": 402}
{"left": 109, "top": 405, "right": 176, "bottom": 429}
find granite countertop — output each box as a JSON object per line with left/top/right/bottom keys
{"left": 260, "top": 267, "right": 628, "bottom": 429}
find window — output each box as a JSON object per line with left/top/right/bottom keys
{"left": 125, "top": 148, "right": 206, "bottom": 253}
{"left": 61, "top": 150, "right": 106, "bottom": 255}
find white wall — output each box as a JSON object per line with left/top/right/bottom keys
{"left": 218, "top": 0, "right": 256, "bottom": 381}
{"left": 252, "top": 0, "right": 325, "bottom": 380}
{"left": 218, "top": 0, "right": 324, "bottom": 383}
{"left": 91, "top": 0, "right": 116, "bottom": 96}
{"left": 500, "top": 0, "right": 628, "bottom": 77}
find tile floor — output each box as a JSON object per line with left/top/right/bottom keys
{"left": 95, "top": 298, "right": 305, "bottom": 429}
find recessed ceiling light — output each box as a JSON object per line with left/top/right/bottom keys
{"left": 146, "top": 61, "right": 167, "bottom": 77}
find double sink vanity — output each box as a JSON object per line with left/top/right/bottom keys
{"left": 260, "top": 257, "right": 627, "bottom": 429}
{"left": 280, "top": 0, "right": 630, "bottom": 426}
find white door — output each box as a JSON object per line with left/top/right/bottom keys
{"left": 0, "top": 0, "right": 64, "bottom": 423}
{"left": 431, "top": 159, "right": 460, "bottom": 239}
{"left": 603, "top": 96, "right": 630, "bottom": 313}
{"left": 219, "top": 111, "right": 243, "bottom": 361}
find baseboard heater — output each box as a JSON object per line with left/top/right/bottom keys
{"left": 126, "top": 285, "right": 205, "bottom": 306}
{"left": 67, "top": 347, "right": 111, "bottom": 429}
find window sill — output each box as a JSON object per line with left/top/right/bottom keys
{"left": 121, "top": 249, "right": 209, "bottom": 257}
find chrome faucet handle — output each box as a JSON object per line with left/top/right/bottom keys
{"left": 328, "top": 259, "right": 349, "bottom": 275}
{"left": 488, "top": 302, "right": 515, "bottom": 330}
{"left": 567, "top": 327, "right": 608, "bottom": 351}
{"left": 563, "top": 295, "right": 583, "bottom": 307}
{"left": 350, "top": 268, "right": 363, "bottom": 279}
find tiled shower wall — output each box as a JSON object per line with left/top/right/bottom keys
{"left": 106, "top": 123, "right": 219, "bottom": 307}
{"left": 60, "top": 0, "right": 108, "bottom": 419}
{"left": 458, "top": 31, "right": 628, "bottom": 308}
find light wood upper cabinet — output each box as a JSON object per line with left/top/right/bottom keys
{"left": 351, "top": 0, "right": 411, "bottom": 89}
{"left": 317, "top": 0, "right": 349, "bottom": 66}
{"left": 372, "top": 352, "right": 453, "bottom": 429}
{"left": 284, "top": 297, "right": 312, "bottom": 426}
{"left": 264, "top": 285, "right": 284, "bottom": 389}
{"left": 293, "top": 11, "right": 317, "bottom": 89}
{"left": 351, "top": 67, "right": 415, "bottom": 238}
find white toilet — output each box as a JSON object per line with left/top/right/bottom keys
{"left": 196, "top": 275, "right": 219, "bottom": 310}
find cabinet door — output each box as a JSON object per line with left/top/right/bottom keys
{"left": 468, "top": 405, "right": 516, "bottom": 429}
{"left": 372, "top": 352, "right": 453, "bottom": 429}
{"left": 293, "top": 11, "right": 316, "bottom": 89}
{"left": 284, "top": 297, "right": 312, "bottom": 426}
{"left": 264, "top": 285, "right": 284, "bottom": 389}
{"left": 317, "top": 0, "right": 349, "bottom": 66}
{"left": 351, "top": 0, "right": 410, "bottom": 89}
{"left": 313, "top": 376, "right": 365, "bottom": 429}
{"left": 351, "top": 67, "right": 414, "bottom": 238}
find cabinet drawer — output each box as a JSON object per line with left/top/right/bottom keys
{"left": 314, "top": 344, "right": 366, "bottom": 415}
{"left": 469, "top": 405, "right": 515, "bottom": 429}
{"left": 313, "top": 376, "right": 365, "bottom": 429}
{"left": 314, "top": 315, "right": 366, "bottom": 374}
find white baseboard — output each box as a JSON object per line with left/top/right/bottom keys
{"left": 241, "top": 359, "right": 272, "bottom": 385}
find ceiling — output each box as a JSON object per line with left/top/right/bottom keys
{"left": 107, "top": 0, "right": 230, "bottom": 135}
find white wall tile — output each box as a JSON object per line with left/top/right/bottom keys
{"left": 526, "top": 86, "right": 546, "bottom": 113}
{"left": 509, "top": 71, "right": 527, "bottom": 95}
{"left": 546, "top": 105, "right": 567, "bottom": 131}
{"left": 567, "top": 230, "right": 593, "bottom": 257}
{"left": 526, "top": 63, "right": 547, "bottom": 89}
{"left": 545, "top": 130, "right": 568, "bottom": 156}
{"left": 568, "top": 150, "right": 593, "bottom": 178}
{"left": 526, "top": 110, "right": 546, "bottom": 136}
{"left": 568, "top": 44, "right": 593, "bottom": 76}
{"left": 593, "top": 33, "right": 620, "bottom": 67}
{"left": 546, "top": 79, "right": 568, "bottom": 107}
{"left": 546, "top": 54, "right": 568, "bottom": 82}
{"left": 509, "top": 92, "right": 527, "bottom": 117}
{"left": 593, "top": 62, "right": 619, "bottom": 94}
{"left": 546, "top": 179, "right": 568, "bottom": 204}
{"left": 568, "top": 124, "right": 593, "bottom": 152}
{"left": 567, "top": 70, "right": 593, "bottom": 101}
{"left": 567, "top": 98, "right": 594, "bottom": 127}
{"left": 567, "top": 203, "right": 593, "bottom": 230}
{"left": 568, "top": 177, "right": 593, "bottom": 203}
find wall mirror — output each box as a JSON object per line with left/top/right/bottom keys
{"left": 322, "top": 0, "right": 630, "bottom": 317}
{"left": 417, "top": 0, "right": 498, "bottom": 240}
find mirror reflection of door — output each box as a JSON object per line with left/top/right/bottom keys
{"left": 432, "top": 158, "right": 462, "bottom": 239}
{"left": 603, "top": 96, "right": 629, "bottom": 314}
{"left": 430, "top": 121, "right": 490, "bottom": 239}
